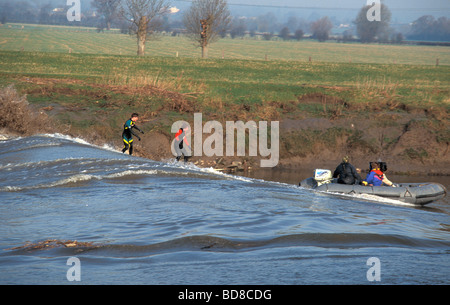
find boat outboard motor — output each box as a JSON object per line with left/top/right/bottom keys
{"left": 314, "top": 169, "right": 333, "bottom": 186}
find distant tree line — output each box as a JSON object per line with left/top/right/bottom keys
{"left": 0, "top": 0, "right": 449, "bottom": 44}
{"left": 0, "top": 0, "right": 99, "bottom": 27}
{"left": 408, "top": 16, "right": 450, "bottom": 42}
{"left": 227, "top": 6, "right": 449, "bottom": 43}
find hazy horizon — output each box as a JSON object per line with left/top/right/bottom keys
{"left": 2, "top": 0, "right": 449, "bottom": 24}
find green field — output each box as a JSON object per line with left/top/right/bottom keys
{"left": 1, "top": 23, "right": 449, "bottom": 65}
{"left": 1, "top": 49, "right": 448, "bottom": 117}
{"left": 1, "top": 23, "right": 448, "bottom": 119}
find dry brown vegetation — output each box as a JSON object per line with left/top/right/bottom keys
{"left": 0, "top": 84, "right": 54, "bottom": 135}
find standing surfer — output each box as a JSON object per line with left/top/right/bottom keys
{"left": 122, "top": 113, "right": 144, "bottom": 155}
{"left": 174, "top": 126, "right": 191, "bottom": 162}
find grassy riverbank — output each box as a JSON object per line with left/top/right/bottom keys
{"left": 0, "top": 24, "right": 448, "bottom": 175}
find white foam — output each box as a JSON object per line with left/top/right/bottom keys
{"left": 315, "top": 189, "right": 416, "bottom": 207}
{"left": 354, "top": 193, "right": 415, "bottom": 206}
{"left": 0, "top": 174, "right": 96, "bottom": 192}
{"left": 161, "top": 158, "right": 255, "bottom": 183}
{"left": 54, "top": 174, "right": 95, "bottom": 185}
{"left": 40, "top": 133, "right": 121, "bottom": 154}
{"left": 32, "top": 134, "right": 257, "bottom": 184}
{"left": 105, "top": 169, "right": 158, "bottom": 179}
{"left": 0, "top": 134, "right": 23, "bottom": 142}
{"left": 2, "top": 134, "right": 300, "bottom": 192}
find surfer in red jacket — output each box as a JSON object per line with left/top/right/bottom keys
{"left": 174, "top": 126, "right": 191, "bottom": 162}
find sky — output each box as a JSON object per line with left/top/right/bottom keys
{"left": 23, "top": 0, "right": 450, "bottom": 9}
{"left": 226, "top": 0, "right": 450, "bottom": 10}
{"left": 172, "top": 0, "right": 450, "bottom": 21}
{"left": 216, "top": 0, "right": 449, "bottom": 23}
{"left": 28, "top": 0, "right": 450, "bottom": 12}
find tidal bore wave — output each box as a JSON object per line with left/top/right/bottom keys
{"left": 1, "top": 134, "right": 449, "bottom": 284}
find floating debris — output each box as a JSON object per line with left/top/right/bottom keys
{"left": 6, "top": 239, "right": 99, "bottom": 251}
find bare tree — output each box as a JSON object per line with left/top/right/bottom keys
{"left": 230, "top": 17, "right": 246, "bottom": 39}
{"left": 310, "top": 16, "right": 333, "bottom": 42}
{"left": 92, "top": 0, "right": 121, "bottom": 31}
{"left": 183, "top": 0, "right": 231, "bottom": 58}
{"left": 294, "top": 29, "right": 304, "bottom": 41}
{"left": 121, "top": 0, "right": 171, "bottom": 56}
{"left": 279, "top": 27, "right": 290, "bottom": 40}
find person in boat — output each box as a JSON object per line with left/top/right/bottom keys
{"left": 364, "top": 162, "right": 395, "bottom": 187}
{"left": 333, "top": 155, "right": 363, "bottom": 185}
{"left": 122, "top": 113, "right": 144, "bottom": 155}
{"left": 174, "top": 125, "right": 191, "bottom": 162}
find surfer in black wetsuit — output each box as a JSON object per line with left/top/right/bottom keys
{"left": 122, "top": 113, "right": 144, "bottom": 155}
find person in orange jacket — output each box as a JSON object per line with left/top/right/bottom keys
{"left": 364, "top": 161, "right": 395, "bottom": 187}
{"left": 174, "top": 126, "right": 191, "bottom": 162}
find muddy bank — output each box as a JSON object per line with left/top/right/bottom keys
{"left": 117, "top": 110, "right": 449, "bottom": 176}
{"left": 1, "top": 84, "right": 448, "bottom": 176}
{"left": 102, "top": 121, "right": 450, "bottom": 177}
{"left": 2, "top": 119, "right": 448, "bottom": 177}
{"left": 275, "top": 116, "right": 450, "bottom": 176}
{"left": 2, "top": 114, "right": 448, "bottom": 177}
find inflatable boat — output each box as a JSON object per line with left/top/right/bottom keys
{"left": 299, "top": 169, "right": 447, "bottom": 206}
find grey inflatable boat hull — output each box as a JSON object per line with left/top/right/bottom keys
{"left": 299, "top": 178, "right": 447, "bottom": 206}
